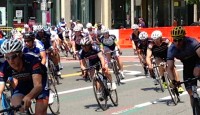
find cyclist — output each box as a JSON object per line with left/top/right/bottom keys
{"left": 130, "top": 24, "right": 140, "bottom": 55}
{"left": 167, "top": 26, "right": 200, "bottom": 107}
{"left": 23, "top": 32, "right": 46, "bottom": 65}
{"left": 85, "top": 23, "right": 100, "bottom": 46}
{"left": 79, "top": 36, "right": 116, "bottom": 90}
{"left": 146, "top": 30, "right": 184, "bottom": 92}
{"left": 100, "top": 28, "right": 125, "bottom": 79}
{"left": 0, "top": 38, "right": 49, "bottom": 114}
{"left": 137, "top": 31, "right": 151, "bottom": 75}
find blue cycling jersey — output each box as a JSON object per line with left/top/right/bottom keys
{"left": 23, "top": 39, "right": 45, "bottom": 58}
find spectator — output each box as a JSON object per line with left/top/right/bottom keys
{"left": 138, "top": 18, "right": 146, "bottom": 28}
{"left": 173, "top": 17, "right": 178, "bottom": 27}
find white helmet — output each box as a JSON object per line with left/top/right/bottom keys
{"left": 80, "top": 36, "right": 91, "bottom": 46}
{"left": 24, "top": 24, "right": 29, "bottom": 28}
{"left": 1, "top": 38, "right": 23, "bottom": 54}
{"left": 73, "top": 26, "right": 82, "bottom": 32}
{"left": 131, "top": 24, "right": 139, "bottom": 30}
{"left": 86, "top": 23, "right": 92, "bottom": 28}
{"left": 101, "top": 28, "right": 109, "bottom": 34}
{"left": 139, "top": 31, "right": 148, "bottom": 40}
{"left": 151, "top": 30, "right": 162, "bottom": 40}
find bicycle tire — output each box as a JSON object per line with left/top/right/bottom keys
{"left": 49, "top": 84, "right": 60, "bottom": 115}
{"left": 153, "top": 64, "right": 165, "bottom": 92}
{"left": 192, "top": 97, "right": 200, "bottom": 115}
{"left": 112, "top": 60, "right": 121, "bottom": 86}
{"left": 92, "top": 77, "right": 108, "bottom": 111}
{"left": 48, "top": 60, "right": 57, "bottom": 85}
{"left": 164, "top": 73, "right": 179, "bottom": 105}
{"left": 109, "top": 89, "right": 118, "bottom": 106}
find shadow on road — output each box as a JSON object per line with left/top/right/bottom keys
{"left": 84, "top": 103, "right": 116, "bottom": 112}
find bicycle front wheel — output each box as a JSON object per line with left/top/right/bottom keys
{"left": 92, "top": 77, "right": 108, "bottom": 111}
{"left": 109, "top": 89, "right": 118, "bottom": 106}
{"left": 193, "top": 98, "right": 200, "bottom": 115}
{"left": 112, "top": 61, "right": 121, "bottom": 86}
{"left": 154, "top": 65, "right": 164, "bottom": 92}
{"left": 164, "top": 73, "right": 179, "bottom": 105}
{"left": 48, "top": 84, "right": 60, "bottom": 115}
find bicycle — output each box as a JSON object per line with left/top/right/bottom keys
{"left": 175, "top": 77, "right": 200, "bottom": 115}
{"left": 151, "top": 57, "right": 165, "bottom": 92}
{"left": 46, "top": 49, "right": 61, "bottom": 85}
{"left": 104, "top": 50, "right": 123, "bottom": 86}
{"left": 29, "top": 76, "right": 60, "bottom": 115}
{"left": 0, "top": 101, "right": 31, "bottom": 115}
{"left": 84, "top": 64, "right": 118, "bottom": 111}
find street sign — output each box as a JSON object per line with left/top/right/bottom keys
{"left": 16, "top": 10, "right": 23, "bottom": 18}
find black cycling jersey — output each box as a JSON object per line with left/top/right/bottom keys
{"left": 36, "top": 31, "right": 51, "bottom": 50}
{"left": 137, "top": 38, "right": 152, "bottom": 56}
{"left": 79, "top": 45, "right": 101, "bottom": 66}
{"left": 73, "top": 35, "right": 84, "bottom": 51}
{"left": 0, "top": 54, "right": 49, "bottom": 99}
{"left": 130, "top": 31, "right": 140, "bottom": 49}
{"left": 148, "top": 38, "right": 169, "bottom": 60}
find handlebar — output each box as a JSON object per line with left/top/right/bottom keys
{"left": 0, "top": 101, "right": 24, "bottom": 113}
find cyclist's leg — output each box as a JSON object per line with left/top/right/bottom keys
{"left": 104, "top": 47, "right": 112, "bottom": 68}
{"left": 49, "top": 50, "right": 61, "bottom": 75}
{"left": 11, "top": 93, "right": 24, "bottom": 112}
{"left": 173, "top": 66, "right": 184, "bottom": 93}
{"left": 155, "top": 57, "right": 165, "bottom": 81}
{"left": 35, "top": 89, "right": 49, "bottom": 115}
{"left": 193, "top": 65, "right": 200, "bottom": 77}
{"left": 102, "top": 64, "right": 116, "bottom": 90}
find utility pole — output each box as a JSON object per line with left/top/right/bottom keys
{"left": 131, "top": 0, "right": 135, "bottom": 25}
{"left": 41, "top": 0, "right": 47, "bottom": 26}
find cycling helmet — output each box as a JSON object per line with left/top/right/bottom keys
{"left": 131, "top": 24, "right": 139, "bottom": 30}
{"left": 1, "top": 38, "right": 23, "bottom": 54}
{"left": 10, "top": 29, "right": 18, "bottom": 35}
{"left": 24, "top": 24, "right": 29, "bottom": 28}
{"left": 80, "top": 36, "right": 91, "bottom": 46}
{"left": 73, "top": 26, "right": 82, "bottom": 32}
{"left": 24, "top": 32, "right": 35, "bottom": 40}
{"left": 139, "top": 31, "right": 148, "bottom": 40}
{"left": 171, "top": 26, "right": 186, "bottom": 37}
{"left": 151, "top": 30, "right": 162, "bottom": 40}
{"left": 101, "top": 28, "right": 109, "bottom": 34}
{"left": 86, "top": 23, "right": 92, "bottom": 28}
{"left": 37, "top": 25, "right": 44, "bottom": 31}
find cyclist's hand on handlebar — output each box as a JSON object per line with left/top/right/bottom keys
{"left": 172, "top": 80, "right": 180, "bottom": 87}
{"left": 22, "top": 96, "right": 32, "bottom": 110}
{"left": 118, "top": 49, "right": 122, "bottom": 55}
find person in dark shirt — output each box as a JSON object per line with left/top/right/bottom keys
{"left": 130, "top": 24, "right": 140, "bottom": 55}
{"left": 167, "top": 26, "right": 200, "bottom": 108}
{"left": 0, "top": 38, "right": 49, "bottom": 114}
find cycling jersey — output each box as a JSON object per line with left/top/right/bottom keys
{"left": 36, "top": 31, "right": 51, "bottom": 50}
{"left": 148, "top": 38, "right": 169, "bottom": 60}
{"left": 0, "top": 54, "right": 49, "bottom": 99}
{"left": 100, "top": 35, "right": 116, "bottom": 51}
{"left": 137, "top": 38, "right": 152, "bottom": 56}
{"left": 167, "top": 37, "right": 200, "bottom": 89}
{"left": 130, "top": 31, "right": 140, "bottom": 48}
{"left": 72, "top": 35, "right": 84, "bottom": 51}
{"left": 0, "top": 39, "right": 5, "bottom": 63}
{"left": 79, "top": 45, "right": 101, "bottom": 66}
{"left": 23, "top": 39, "right": 45, "bottom": 58}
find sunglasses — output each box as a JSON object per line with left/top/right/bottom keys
{"left": 24, "top": 39, "right": 33, "bottom": 43}
{"left": 81, "top": 45, "right": 90, "bottom": 47}
{"left": 5, "top": 53, "right": 19, "bottom": 61}
{"left": 173, "top": 38, "right": 184, "bottom": 42}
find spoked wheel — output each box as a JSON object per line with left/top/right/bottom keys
{"left": 164, "top": 73, "right": 179, "bottom": 105}
{"left": 49, "top": 84, "right": 60, "bottom": 115}
{"left": 112, "top": 61, "right": 121, "bottom": 86}
{"left": 193, "top": 98, "right": 200, "bottom": 115}
{"left": 92, "top": 77, "right": 108, "bottom": 111}
{"left": 109, "top": 88, "right": 118, "bottom": 106}
{"left": 154, "top": 66, "right": 165, "bottom": 92}
{"left": 48, "top": 60, "right": 57, "bottom": 86}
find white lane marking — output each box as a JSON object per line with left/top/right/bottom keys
{"left": 112, "top": 89, "right": 200, "bottom": 114}
{"left": 58, "top": 75, "right": 146, "bottom": 95}
{"left": 134, "top": 64, "right": 183, "bottom": 67}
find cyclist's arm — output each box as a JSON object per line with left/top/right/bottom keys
{"left": 40, "top": 51, "right": 46, "bottom": 65}
{"left": 196, "top": 47, "right": 200, "bottom": 58}
{"left": 132, "top": 41, "right": 136, "bottom": 50}
{"left": 146, "top": 48, "right": 152, "bottom": 68}
{"left": 0, "top": 83, "right": 5, "bottom": 98}
{"left": 137, "top": 49, "right": 144, "bottom": 62}
{"left": 26, "top": 74, "right": 42, "bottom": 99}
{"left": 80, "top": 59, "right": 87, "bottom": 70}
{"left": 167, "top": 60, "right": 175, "bottom": 80}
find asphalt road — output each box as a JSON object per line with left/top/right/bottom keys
{"left": 49, "top": 49, "right": 194, "bottom": 115}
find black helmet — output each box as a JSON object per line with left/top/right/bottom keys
{"left": 24, "top": 32, "right": 35, "bottom": 40}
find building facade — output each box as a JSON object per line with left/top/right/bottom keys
{"left": 62, "top": 0, "right": 195, "bottom": 29}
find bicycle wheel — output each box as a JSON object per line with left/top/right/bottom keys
{"left": 48, "top": 60, "right": 58, "bottom": 85}
{"left": 153, "top": 64, "right": 164, "bottom": 92}
{"left": 164, "top": 73, "right": 179, "bottom": 105}
{"left": 92, "top": 77, "right": 108, "bottom": 111}
{"left": 48, "top": 84, "right": 60, "bottom": 115}
{"left": 109, "top": 88, "right": 118, "bottom": 106}
{"left": 112, "top": 60, "right": 121, "bottom": 86}
{"left": 192, "top": 97, "right": 200, "bottom": 115}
